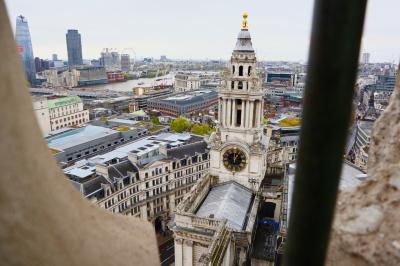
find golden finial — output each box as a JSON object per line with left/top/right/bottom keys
{"left": 242, "top": 12, "right": 249, "bottom": 30}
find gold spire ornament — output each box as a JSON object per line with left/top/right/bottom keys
{"left": 242, "top": 12, "right": 249, "bottom": 30}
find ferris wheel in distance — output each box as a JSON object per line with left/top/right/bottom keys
{"left": 121, "top": 48, "right": 136, "bottom": 69}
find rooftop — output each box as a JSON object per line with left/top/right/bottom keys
{"left": 358, "top": 120, "right": 374, "bottom": 136}
{"left": 107, "top": 118, "right": 139, "bottom": 126}
{"left": 47, "top": 125, "right": 118, "bottom": 151}
{"left": 64, "top": 132, "right": 201, "bottom": 179}
{"left": 149, "top": 89, "right": 218, "bottom": 108}
{"left": 196, "top": 181, "right": 253, "bottom": 231}
{"left": 234, "top": 29, "right": 254, "bottom": 52}
{"left": 47, "top": 96, "right": 82, "bottom": 109}
{"left": 163, "top": 89, "right": 215, "bottom": 102}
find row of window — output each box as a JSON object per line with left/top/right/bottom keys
{"left": 105, "top": 169, "right": 205, "bottom": 211}
{"left": 52, "top": 113, "right": 86, "bottom": 124}
{"left": 54, "top": 119, "right": 88, "bottom": 130}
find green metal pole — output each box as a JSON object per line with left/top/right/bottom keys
{"left": 283, "top": 0, "right": 367, "bottom": 265}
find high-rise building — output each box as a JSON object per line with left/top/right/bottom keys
{"left": 121, "top": 54, "right": 130, "bottom": 71}
{"left": 52, "top": 54, "right": 58, "bottom": 61}
{"left": 66, "top": 29, "right": 83, "bottom": 66}
{"left": 100, "top": 49, "right": 121, "bottom": 71}
{"left": 361, "top": 52, "right": 370, "bottom": 64}
{"left": 15, "top": 15, "right": 36, "bottom": 84}
{"left": 34, "top": 57, "right": 51, "bottom": 73}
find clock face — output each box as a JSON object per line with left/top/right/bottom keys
{"left": 223, "top": 147, "right": 247, "bottom": 172}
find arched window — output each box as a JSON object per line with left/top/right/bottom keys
{"left": 232, "top": 65, "right": 235, "bottom": 74}
{"left": 248, "top": 66, "right": 252, "bottom": 76}
{"left": 238, "top": 81, "right": 243, "bottom": 90}
{"left": 231, "top": 81, "right": 234, "bottom": 89}
{"left": 239, "top": 66, "right": 243, "bottom": 76}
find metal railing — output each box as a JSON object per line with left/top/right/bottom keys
{"left": 283, "top": 0, "right": 367, "bottom": 265}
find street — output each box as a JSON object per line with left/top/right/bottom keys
{"left": 159, "top": 238, "right": 174, "bottom": 266}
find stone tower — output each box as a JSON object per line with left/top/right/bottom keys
{"left": 210, "top": 13, "right": 267, "bottom": 191}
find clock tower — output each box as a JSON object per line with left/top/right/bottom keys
{"left": 209, "top": 13, "right": 268, "bottom": 191}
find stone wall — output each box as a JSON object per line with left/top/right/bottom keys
{"left": 0, "top": 2, "right": 159, "bottom": 265}
{"left": 326, "top": 68, "right": 400, "bottom": 265}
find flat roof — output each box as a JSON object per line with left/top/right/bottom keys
{"left": 108, "top": 118, "right": 139, "bottom": 126}
{"left": 47, "top": 125, "right": 118, "bottom": 151}
{"left": 163, "top": 89, "right": 214, "bottom": 102}
{"left": 196, "top": 182, "right": 253, "bottom": 231}
{"left": 64, "top": 132, "right": 193, "bottom": 178}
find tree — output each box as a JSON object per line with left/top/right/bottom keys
{"left": 170, "top": 116, "right": 191, "bottom": 133}
{"left": 191, "top": 123, "right": 216, "bottom": 135}
{"left": 279, "top": 117, "right": 301, "bottom": 127}
{"left": 191, "top": 123, "right": 210, "bottom": 135}
{"left": 151, "top": 116, "right": 160, "bottom": 125}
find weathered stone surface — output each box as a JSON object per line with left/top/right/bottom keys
{"left": 0, "top": 2, "right": 159, "bottom": 265}
{"left": 326, "top": 68, "right": 400, "bottom": 266}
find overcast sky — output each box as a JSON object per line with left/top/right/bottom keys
{"left": 5, "top": 0, "right": 399, "bottom": 62}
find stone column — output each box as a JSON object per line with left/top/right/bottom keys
{"left": 224, "top": 98, "right": 228, "bottom": 127}
{"left": 227, "top": 99, "right": 232, "bottom": 128}
{"left": 246, "top": 100, "right": 251, "bottom": 128}
{"left": 232, "top": 99, "right": 237, "bottom": 127}
{"left": 241, "top": 100, "right": 245, "bottom": 128}
{"left": 183, "top": 240, "right": 193, "bottom": 265}
{"left": 175, "top": 238, "right": 183, "bottom": 266}
{"left": 218, "top": 99, "right": 222, "bottom": 124}
{"left": 249, "top": 100, "right": 254, "bottom": 128}
{"left": 260, "top": 99, "right": 264, "bottom": 126}
{"left": 222, "top": 98, "right": 226, "bottom": 127}
{"left": 255, "top": 101, "right": 260, "bottom": 127}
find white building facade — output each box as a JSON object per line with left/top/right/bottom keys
{"left": 209, "top": 14, "right": 267, "bottom": 191}
{"left": 32, "top": 97, "right": 51, "bottom": 135}
{"left": 39, "top": 68, "right": 79, "bottom": 88}
{"left": 175, "top": 72, "right": 201, "bottom": 92}
{"left": 33, "top": 96, "right": 89, "bottom": 134}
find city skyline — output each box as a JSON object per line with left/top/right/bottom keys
{"left": 5, "top": 0, "right": 400, "bottom": 62}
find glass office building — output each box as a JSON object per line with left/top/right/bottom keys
{"left": 66, "top": 30, "right": 83, "bottom": 66}
{"left": 15, "top": 15, "right": 36, "bottom": 84}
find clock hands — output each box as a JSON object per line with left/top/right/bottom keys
{"left": 233, "top": 153, "right": 238, "bottom": 163}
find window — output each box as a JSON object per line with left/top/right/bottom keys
{"left": 239, "top": 65, "right": 243, "bottom": 76}
{"left": 232, "top": 65, "right": 235, "bottom": 74}
{"left": 238, "top": 81, "right": 243, "bottom": 90}
{"left": 248, "top": 66, "right": 252, "bottom": 76}
{"left": 231, "top": 81, "right": 234, "bottom": 89}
